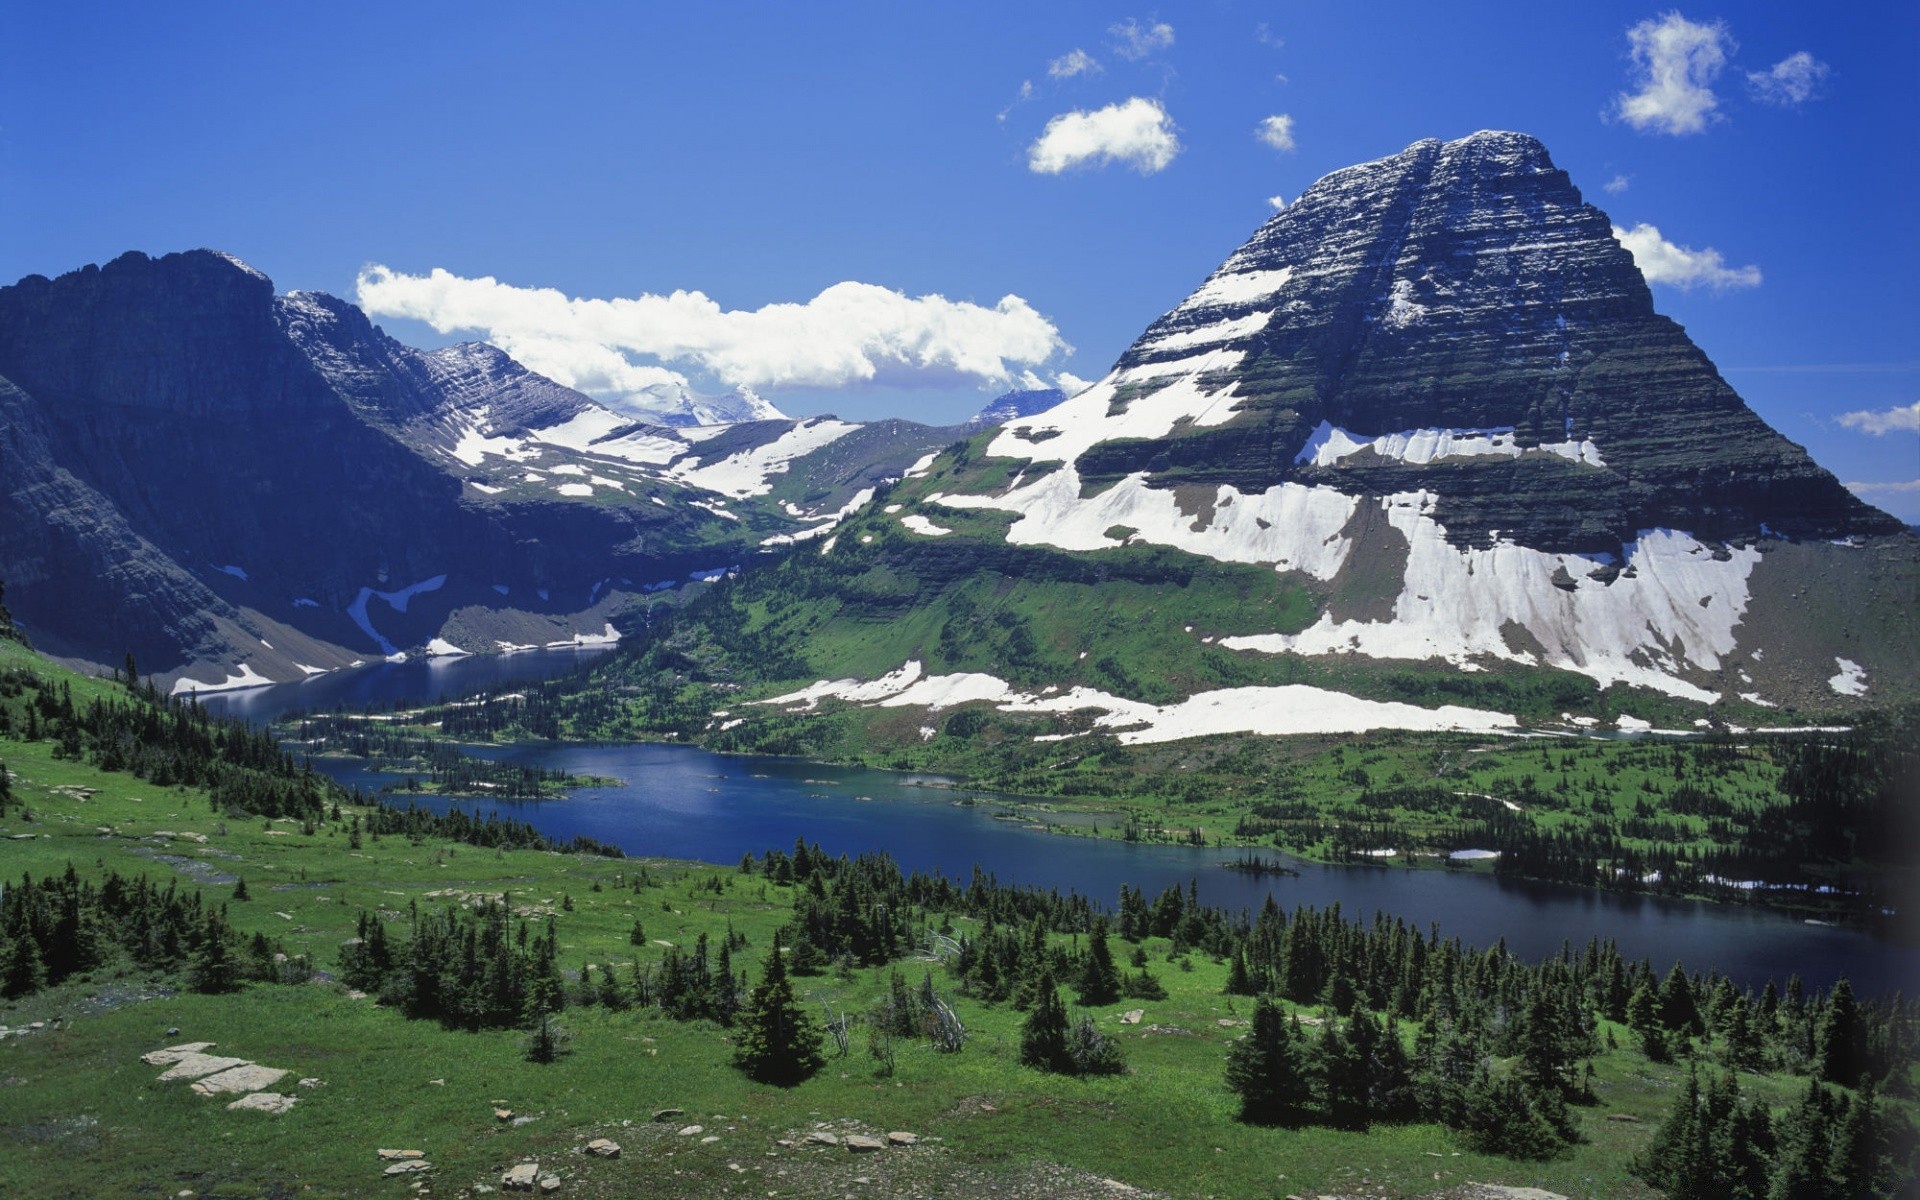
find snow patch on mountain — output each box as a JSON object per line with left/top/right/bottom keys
{"left": 1140, "top": 311, "right": 1273, "bottom": 354}
{"left": 667, "top": 417, "right": 859, "bottom": 498}
{"left": 1221, "top": 500, "right": 1757, "bottom": 702}
{"left": 1178, "top": 267, "right": 1295, "bottom": 311}
{"left": 758, "top": 658, "right": 1513, "bottom": 740}
{"left": 983, "top": 353, "right": 1249, "bottom": 465}
{"left": 900, "top": 514, "right": 952, "bottom": 537}
{"left": 1828, "top": 658, "right": 1868, "bottom": 697}
{"left": 170, "top": 662, "right": 275, "bottom": 696}
{"left": 933, "top": 467, "right": 1358, "bottom": 578}
{"left": 758, "top": 487, "right": 876, "bottom": 548}
{"left": 1294, "top": 421, "right": 1606, "bottom": 468}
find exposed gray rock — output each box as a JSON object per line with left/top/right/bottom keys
{"left": 155, "top": 1053, "right": 249, "bottom": 1081}
{"left": 225, "top": 1091, "right": 296, "bottom": 1114}
{"left": 191, "top": 1064, "right": 289, "bottom": 1096}
{"left": 501, "top": 1163, "right": 540, "bottom": 1191}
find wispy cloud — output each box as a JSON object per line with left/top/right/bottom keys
{"left": 1837, "top": 402, "right": 1920, "bottom": 436}
{"left": 1048, "top": 49, "right": 1101, "bottom": 79}
{"left": 1267, "top": 195, "right": 1289, "bottom": 211}
{"left": 1615, "top": 12, "right": 1731, "bottom": 135}
{"left": 1109, "top": 17, "right": 1174, "bottom": 61}
{"left": 1612, "top": 223, "right": 1760, "bottom": 290}
{"left": 1748, "top": 50, "right": 1829, "bottom": 106}
{"left": 1027, "top": 97, "right": 1181, "bottom": 175}
{"left": 1255, "top": 114, "right": 1297, "bottom": 153}
{"left": 1604, "top": 174, "right": 1632, "bottom": 194}
{"left": 1844, "top": 479, "right": 1920, "bottom": 495}
{"left": 355, "top": 267, "right": 1068, "bottom": 404}
{"left": 997, "top": 79, "right": 1036, "bottom": 124}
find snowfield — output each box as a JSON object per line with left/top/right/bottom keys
{"left": 1294, "top": 421, "right": 1606, "bottom": 469}
{"left": 1829, "top": 658, "right": 1868, "bottom": 697}
{"left": 758, "top": 659, "right": 1515, "bottom": 741}
{"left": 170, "top": 663, "right": 275, "bottom": 696}
{"left": 899, "top": 514, "right": 953, "bottom": 537}
{"left": 982, "top": 352, "right": 1249, "bottom": 465}
{"left": 668, "top": 417, "right": 858, "bottom": 498}
{"left": 933, "top": 468, "right": 1358, "bottom": 578}
{"left": 1220, "top": 501, "right": 1758, "bottom": 703}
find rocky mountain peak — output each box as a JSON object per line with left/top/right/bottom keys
{"left": 993, "top": 130, "right": 1893, "bottom": 551}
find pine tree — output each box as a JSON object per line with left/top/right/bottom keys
{"left": 0, "top": 932, "right": 46, "bottom": 999}
{"left": 1660, "top": 962, "right": 1703, "bottom": 1039}
{"left": 1019, "top": 968, "right": 1070, "bottom": 1073}
{"left": 1814, "top": 978, "right": 1861, "bottom": 1088}
{"left": 1225, "top": 997, "right": 1306, "bottom": 1125}
{"left": 187, "top": 909, "right": 240, "bottom": 994}
{"left": 1315, "top": 1016, "right": 1371, "bottom": 1129}
{"left": 1075, "top": 918, "right": 1121, "bottom": 1007}
{"left": 1628, "top": 975, "right": 1668, "bottom": 1061}
{"left": 734, "top": 933, "right": 823, "bottom": 1086}
{"left": 1222, "top": 947, "right": 1254, "bottom": 997}
{"left": 1769, "top": 1079, "right": 1834, "bottom": 1200}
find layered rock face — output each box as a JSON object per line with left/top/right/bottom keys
{"left": 914, "top": 132, "right": 1914, "bottom": 709}
{"left": 1078, "top": 131, "right": 1894, "bottom": 551}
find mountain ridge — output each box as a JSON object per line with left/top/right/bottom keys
{"left": 598, "top": 131, "right": 1913, "bottom": 743}
{"left": 0, "top": 250, "right": 960, "bottom": 690}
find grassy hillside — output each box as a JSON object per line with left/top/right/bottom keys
{"left": 0, "top": 640, "right": 1914, "bottom": 1198}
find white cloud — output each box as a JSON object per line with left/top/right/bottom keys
{"left": 355, "top": 267, "right": 1069, "bottom": 403}
{"left": 1055, "top": 370, "right": 1094, "bottom": 396}
{"left": 1267, "top": 195, "right": 1289, "bottom": 211}
{"left": 1048, "top": 49, "right": 1100, "bottom": 79}
{"left": 1109, "top": 18, "right": 1174, "bottom": 60}
{"left": 1604, "top": 174, "right": 1631, "bottom": 194}
{"left": 997, "top": 79, "right": 1036, "bottom": 124}
{"left": 1255, "top": 114, "right": 1297, "bottom": 153}
{"left": 1844, "top": 479, "right": 1920, "bottom": 493}
{"left": 1615, "top": 12, "right": 1731, "bottom": 135}
{"left": 1748, "top": 50, "right": 1829, "bottom": 106}
{"left": 1837, "top": 402, "right": 1920, "bottom": 436}
{"left": 1027, "top": 97, "right": 1181, "bottom": 175}
{"left": 1612, "top": 223, "right": 1761, "bottom": 290}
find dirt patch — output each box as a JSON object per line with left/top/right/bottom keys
{"left": 1170, "top": 485, "right": 1219, "bottom": 532}
{"left": 1322, "top": 499, "right": 1412, "bottom": 623}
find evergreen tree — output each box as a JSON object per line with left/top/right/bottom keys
{"left": 1628, "top": 975, "right": 1669, "bottom": 1061}
{"left": 1075, "top": 917, "right": 1121, "bottom": 1007}
{"left": 1660, "top": 962, "right": 1703, "bottom": 1038}
{"left": 734, "top": 933, "right": 823, "bottom": 1086}
{"left": 1, "top": 932, "right": 46, "bottom": 999}
{"left": 1222, "top": 947, "right": 1254, "bottom": 996}
{"left": 1064, "top": 1014, "right": 1125, "bottom": 1075}
{"left": 1815, "top": 978, "right": 1862, "bottom": 1088}
{"left": 1315, "top": 1016, "right": 1371, "bottom": 1129}
{"left": 187, "top": 909, "right": 240, "bottom": 994}
{"left": 1225, "top": 997, "right": 1307, "bottom": 1126}
{"left": 1769, "top": 1079, "right": 1835, "bottom": 1200}
{"left": 1019, "top": 968, "right": 1071, "bottom": 1073}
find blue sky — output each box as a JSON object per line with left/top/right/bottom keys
{"left": 6, "top": 2, "right": 1917, "bottom": 516}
